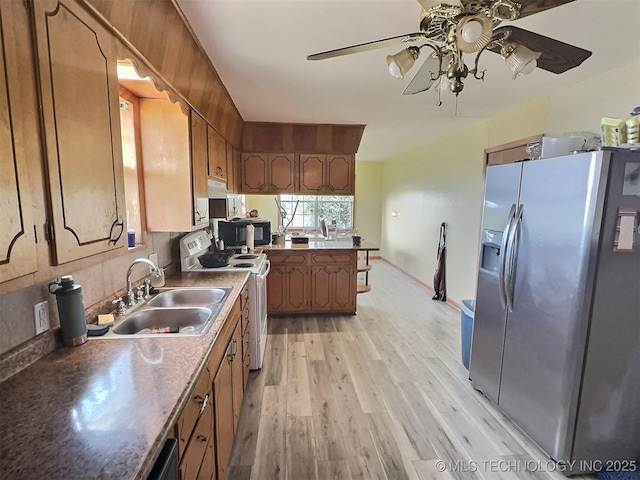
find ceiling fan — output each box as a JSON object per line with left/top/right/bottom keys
{"left": 307, "top": 0, "right": 592, "bottom": 97}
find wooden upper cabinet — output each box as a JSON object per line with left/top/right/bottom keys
{"left": 299, "top": 154, "right": 325, "bottom": 193}
{"left": 269, "top": 153, "right": 297, "bottom": 192}
{"left": 226, "top": 143, "right": 237, "bottom": 193}
{"left": 0, "top": 1, "right": 39, "bottom": 283}
{"left": 190, "top": 111, "right": 209, "bottom": 228}
{"left": 326, "top": 154, "right": 354, "bottom": 194}
{"left": 485, "top": 134, "right": 543, "bottom": 166}
{"left": 300, "top": 153, "right": 355, "bottom": 194}
{"left": 32, "top": 0, "right": 126, "bottom": 264}
{"left": 208, "top": 125, "right": 227, "bottom": 181}
{"left": 239, "top": 152, "right": 297, "bottom": 194}
{"left": 140, "top": 100, "right": 208, "bottom": 231}
{"left": 239, "top": 153, "right": 269, "bottom": 193}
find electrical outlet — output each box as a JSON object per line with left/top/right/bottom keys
{"left": 34, "top": 301, "right": 50, "bottom": 335}
{"left": 149, "top": 253, "right": 159, "bottom": 273}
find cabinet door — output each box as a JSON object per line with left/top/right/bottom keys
{"left": 240, "top": 153, "right": 269, "bottom": 193}
{"left": 266, "top": 264, "right": 287, "bottom": 314}
{"left": 310, "top": 264, "right": 356, "bottom": 312}
{"left": 268, "top": 153, "right": 297, "bottom": 193}
{"left": 310, "top": 265, "right": 333, "bottom": 312}
{"left": 333, "top": 263, "right": 356, "bottom": 311}
{"left": 207, "top": 125, "right": 226, "bottom": 181}
{"left": 326, "top": 154, "right": 354, "bottom": 194}
{"left": 32, "top": 0, "right": 126, "bottom": 264}
{"left": 0, "top": 1, "right": 38, "bottom": 283}
{"left": 191, "top": 111, "right": 209, "bottom": 228}
{"left": 299, "top": 153, "right": 326, "bottom": 193}
{"left": 284, "top": 265, "right": 309, "bottom": 313}
{"left": 231, "top": 322, "right": 243, "bottom": 432}
{"left": 213, "top": 345, "right": 234, "bottom": 480}
{"left": 226, "top": 143, "right": 236, "bottom": 193}
{"left": 140, "top": 99, "right": 192, "bottom": 232}
{"left": 179, "top": 400, "right": 213, "bottom": 480}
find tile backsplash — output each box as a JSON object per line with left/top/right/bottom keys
{"left": 0, "top": 232, "right": 178, "bottom": 370}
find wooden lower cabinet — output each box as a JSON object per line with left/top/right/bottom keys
{"left": 179, "top": 400, "right": 213, "bottom": 480}
{"left": 310, "top": 264, "right": 356, "bottom": 312}
{"left": 267, "top": 264, "right": 309, "bottom": 314}
{"left": 240, "top": 285, "right": 250, "bottom": 390}
{"left": 212, "top": 299, "right": 245, "bottom": 480}
{"left": 174, "top": 355, "right": 213, "bottom": 480}
{"left": 173, "top": 292, "right": 246, "bottom": 480}
{"left": 213, "top": 346, "right": 234, "bottom": 480}
{"left": 267, "top": 250, "right": 356, "bottom": 315}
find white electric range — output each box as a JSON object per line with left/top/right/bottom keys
{"left": 179, "top": 230, "right": 270, "bottom": 370}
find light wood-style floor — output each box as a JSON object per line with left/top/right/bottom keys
{"left": 228, "top": 260, "right": 594, "bottom": 480}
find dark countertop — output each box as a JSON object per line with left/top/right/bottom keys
{"left": 0, "top": 271, "right": 249, "bottom": 480}
{"left": 265, "top": 239, "right": 380, "bottom": 251}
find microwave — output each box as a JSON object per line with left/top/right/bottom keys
{"left": 217, "top": 220, "right": 271, "bottom": 247}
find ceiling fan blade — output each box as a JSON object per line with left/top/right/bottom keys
{"left": 513, "top": 0, "right": 577, "bottom": 18}
{"left": 307, "top": 32, "right": 427, "bottom": 61}
{"left": 403, "top": 52, "right": 443, "bottom": 95}
{"left": 488, "top": 26, "right": 592, "bottom": 74}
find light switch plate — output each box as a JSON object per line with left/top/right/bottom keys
{"left": 149, "top": 253, "right": 159, "bottom": 273}
{"left": 34, "top": 301, "right": 50, "bottom": 335}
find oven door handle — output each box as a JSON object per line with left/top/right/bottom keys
{"left": 257, "top": 260, "right": 271, "bottom": 280}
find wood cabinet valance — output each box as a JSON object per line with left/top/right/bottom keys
{"left": 241, "top": 122, "right": 365, "bottom": 155}
{"left": 485, "top": 134, "right": 543, "bottom": 166}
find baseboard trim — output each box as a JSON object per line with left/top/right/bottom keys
{"left": 379, "top": 257, "right": 460, "bottom": 310}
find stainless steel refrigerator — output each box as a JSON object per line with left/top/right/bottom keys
{"left": 469, "top": 148, "right": 639, "bottom": 473}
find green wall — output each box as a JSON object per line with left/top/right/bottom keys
{"left": 376, "top": 60, "right": 640, "bottom": 304}
{"left": 354, "top": 161, "right": 383, "bottom": 246}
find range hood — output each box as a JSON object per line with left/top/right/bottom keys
{"left": 208, "top": 179, "right": 228, "bottom": 199}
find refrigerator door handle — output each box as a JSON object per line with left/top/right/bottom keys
{"left": 499, "top": 204, "right": 517, "bottom": 309}
{"left": 505, "top": 204, "right": 524, "bottom": 312}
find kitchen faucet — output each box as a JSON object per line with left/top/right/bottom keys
{"left": 125, "top": 258, "right": 163, "bottom": 307}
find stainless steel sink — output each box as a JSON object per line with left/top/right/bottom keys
{"left": 95, "top": 286, "right": 233, "bottom": 338}
{"left": 111, "top": 307, "right": 212, "bottom": 335}
{"left": 147, "top": 287, "right": 230, "bottom": 308}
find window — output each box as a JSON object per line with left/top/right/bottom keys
{"left": 119, "top": 90, "right": 144, "bottom": 246}
{"left": 279, "top": 195, "right": 353, "bottom": 228}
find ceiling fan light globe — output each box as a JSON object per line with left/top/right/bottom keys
{"left": 456, "top": 14, "right": 493, "bottom": 53}
{"left": 461, "top": 20, "right": 483, "bottom": 43}
{"left": 386, "top": 47, "right": 419, "bottom": 80}
{"left": 520, "top": 59, "right": 538, "bottom": 76}
{"left": 387, "top": 58, "right": 404, "bottom": 79}
{"left": 504, "top": 44, "right": 542, "bottom": 79}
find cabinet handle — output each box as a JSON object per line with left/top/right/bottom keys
{"left": 196, "top": 434, "right": 208, "bottom": 442}
{"left": 109, "top": 220, "right": 124, "bottom": 245}
{"left": 232, "top": 339, "right": 238, "bottom": 358}
{"left": 227, "top": 344, "right": 234, "bottom": 363}
{"left": 195, "top": 393, "right": 209, "bottom": 414}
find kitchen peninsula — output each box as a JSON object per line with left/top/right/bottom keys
{"left": 264, "top": 239, "right": 379, "bottom": 315}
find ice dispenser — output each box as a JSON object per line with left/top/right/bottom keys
{"left": 480, "top": 230, "right": 502, "bottom": 273}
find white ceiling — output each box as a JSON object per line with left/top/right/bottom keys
{"left": 176, "top": 0, "right": 640, "bottom": 161}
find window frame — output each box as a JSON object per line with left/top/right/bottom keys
{"left": 278, "top": 194, "right": 354, "bottom": 231}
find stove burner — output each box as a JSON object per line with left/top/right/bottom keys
{"left": 235, "top": 254, "right": 258, "bottom": 259}
{"left": 234, "top": 263, "right": 255, "bottom": 268}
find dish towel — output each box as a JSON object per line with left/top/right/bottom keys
{"left": 432, "top": 222, "right": 447, "bottom": 301}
